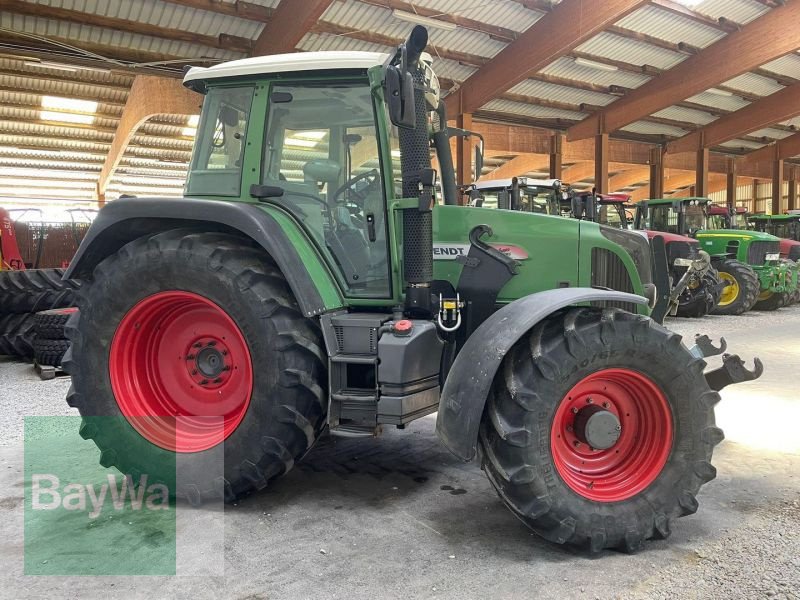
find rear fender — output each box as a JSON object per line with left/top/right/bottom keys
{"left": 436, "top": 288, "right": 648, "bottom": 461}
{"left": 64, "top": 197, "right": 342, "bottom": 317}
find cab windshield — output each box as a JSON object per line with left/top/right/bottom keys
{"left": 685, "top": 203, "right": 707, "bottom": 232}
{"left": 707, "top": 214, "right": 728, "bottom": 230}
{"left": 734, "top": 213, "right": 748, "bottom": 229}
{"left": 598, "top": 203, "right": 627, "bottom": 228}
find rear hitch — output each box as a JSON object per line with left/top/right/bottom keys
{"left": 689, "top": 334, "right": 727, "bottom": 359}
{"left": 704, "top": 354, "right": 764, "bottom": 391}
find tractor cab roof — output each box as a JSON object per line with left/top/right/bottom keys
{"left": 749, "top": 213, "right": 799, "bottom": 221}
{"left": 471, "top": 177, "right": 561, "bottom": 191}
{"left": 643, "top": 197, "right": 709, "bottom": 206}
{"left": 576, "top": 192, "right": 631, "bottom": 205}
{"left": 184, "top": 51, "right": 387, "bottom": 87}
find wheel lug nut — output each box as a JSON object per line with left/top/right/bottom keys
{"left": 615, "top": 425, "right": 621, "bottom": 431}
{"left": 566, "top": 425, "right": 573, "bottom": 432}
{"left": 208, "top": 341, "right": 217, "bottom": 347}
{"left": 213, "top": 377, "right": 222, "bottom": 384}
{"left": 192, "top": 369, "right": 198, "bottom": 375}
{"left": 602, "top": 402, "right": 610, "bottom": 409}
{"left": 573, "top": 440, "right": 581, "bottom": 447}
{"left": 193, "top": 342, "right": 202, "bottom": 349}
{"left": 586, "top": 398, "right": 593, "bottom": 404}
{"left": 186, "top": 354, "right": 195, "bottom": 360}
{"left": 222, "top": 350, "right": 228, "bottom": 356}
{"left": 571, "top": 407, "right": 579, "bottom": 414}
{"left": 200, "top": 379, "right": 209, "bottom": 385}
{"left": 223, "top": 366, "right": 231, "bottom": 372}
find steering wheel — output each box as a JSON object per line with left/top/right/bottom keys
{"left": 332, "top": 169, "right": 380, "bottom": 206}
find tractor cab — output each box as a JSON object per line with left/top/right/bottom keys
{"left": 572, "top": 192, "right": 633, "bottom": 229}
{"left": 463, "top": 177, "right": 565, "bottom": 214}
{"left": 749, "top": 214, "right": 800, "bottom": 261}
{"left": 707, "top": 205, "right": 749, "bottom": 230}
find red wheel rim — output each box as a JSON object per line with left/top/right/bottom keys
{"left": 550, "top": 368, "right": 673, "bottom": 502}
{"left": 109, "top": 291, "right": 253, "bottom": 453}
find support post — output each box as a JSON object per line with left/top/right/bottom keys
{"left": 771, "top": 156, "right": 784, "bottom": 215}
{"left": 789, "top": 168, "right": 797, "bottom": 211}
{"left": 726, "top": 157, "right": 737, "bottom": 211}
{"left": 696, "top": 143, "right": 709, "bottom": 197}
{"left": 649, "top": 146, "right": 664, "bottom": 199}
{"left": 594, "top": 132, "right": 609, "bottom": 194}
{"left": 752, "top": 179, "right": 759, "bottom": 214}
{"left": 455, "top": 113, "right": 473, "bottom": 186}
{"left": 549, "top": 133, "right": 563, "bottom": 179}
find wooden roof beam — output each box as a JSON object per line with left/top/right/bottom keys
{"left": 667, "top": 82, "right": 800, "bottom": 154}
{"left": 567, "top": 1, "right": 800, "bottom": 141}
{"left": 444, "top": 0, "right": 649, "bottom": 116}
{"left": 160, "top": 0, "right": 273, "bottom": 22}
{"left": 254, "top": 0, "right": 334, "bottom": 55}
{"left": 648, "top": 0, "right": 739, "bottom": 33}
{"left": 97, "top": 76, "right": 201, "bottom": 200}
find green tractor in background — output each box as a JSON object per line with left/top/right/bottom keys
{"left": 747, "top": 213, "right": 800, "bottom": 305}
{"left": 63, "top": 27, "right": 762, "bottom": 552}
{"left": 635, "top": 198, "right": 795, "bottom": 313}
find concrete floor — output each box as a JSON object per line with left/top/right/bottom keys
{"left": 1, "top": 308, "right": 799, "bottom": 599}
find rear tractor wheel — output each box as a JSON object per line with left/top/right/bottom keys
{"left": 711, "top": 259, "right": 759, "bottom": 316}
{"left": 64, "top": 229, "right": 327, "bottom": 503}
{"left": 751, "top": 289, "right": 789, "bottom": 311}
{"left": 479, "top": 308, "right": 722, "bottom": 552}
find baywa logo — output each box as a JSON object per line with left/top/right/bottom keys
{"left": 32, "top": 473, "right": 170, "bottom": 520}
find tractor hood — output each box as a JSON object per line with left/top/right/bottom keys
{"left": 696, "top": 229, "right": 781, "bottom": 242}
{"left": 780, "top": 238, "right": 800, "bottom": 254}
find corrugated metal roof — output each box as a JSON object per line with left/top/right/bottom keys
{"left": 760, "top": 54, "right": 800, "bottom": 80}
{"left": 577, "top": 32, "right": 687, "bottom": 70}
{"left": 621, "top": 120, "right": 689, "bottom": 137}
{"left": 722, "top": 72, "right": 784, "bottom": 96}
{"left": 1, "top": 13, "right": 241, "bottom": 62}
{"left": 694, "top": 0, "right": 770, "bottom": 26}
{"left": 748, "top": 128, "right": 795, "bottom": 140}
{"left": 34, "top": 0, "right": 264, "bottom": 39}
{"left": 408, "top": 0, "right": 545, "bottom": 32}
{"left": 508, "top": 78, "right": 615, "bottom": 107}
{"left": 539, "top": 56, "right": 651, "bottom": 89}
{"left": 780, "top": 117, "right": 800, "bottom": 128}
{"left": 685, "top": 91, "right": 751, "bottom": 112}
{"left": 615, "top": 4, "right": 726, "bottom": 49}
{"left": 652, "top": 105, "right": 718, "bottom": 126}
{"left": 482, "top": 99, "right": 587, "bottom": 121}
{"left": 0, "top": 73, "right": 128, "bottom": 103}
{"left": 718, "top": 138, "right": 766, "bottom": 150}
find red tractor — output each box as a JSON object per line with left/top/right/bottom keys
{"left": 0, "top": 207, "right": 25, "bottom": 272}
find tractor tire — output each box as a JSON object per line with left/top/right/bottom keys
{"left": 479, "top": 307, "right": 722, "bottom": 553}
{"left": 34, "top": 337, "right": 70, "bottom": 367}
{"left": 751, "top": 290, "right": 789, "bottom": 312}
{"left": 711, "top": 259, "right": 759, "bottom": 316}
{"left": 675, "top": 269, "right": 721, "bottom": 319}
{"left": 0, "top": 312, "right": 36, "bottom": 358}
{"left": 0, "top": 268, "right": 80, "bottom": 314}
{"left": 64, "top": 229, "right": 327, "bottom": 504}
{"left": 34, "top": 307, "right": 79, "bottom": 340}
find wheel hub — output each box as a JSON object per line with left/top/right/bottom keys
{"left": 573, "top": 405, "right": 621, "bottom": 450}
{"left": 186, "top": 337, "right": 231, "bottom": 387}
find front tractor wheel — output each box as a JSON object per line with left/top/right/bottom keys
{"left": 752, "top": 289, "right": 789, "bottom": 312}
{"left": 65, "top": 229, "right": 327, "bottom": 503}
{"left": 479, "top": 308, "right": 722, "bottom": 552}
{"left": 711, "top": 259, "right": 759, "bottom": 316}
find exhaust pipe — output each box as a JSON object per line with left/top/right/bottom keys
{"left": 398, "top": 26, "right": 434, "bottom": 317}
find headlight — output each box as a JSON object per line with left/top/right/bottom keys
{"left": 766, "top": 253, "right": 780, "bottom": 261}
{"left": 673, "top": 258, "right": 693, "bottom": 267}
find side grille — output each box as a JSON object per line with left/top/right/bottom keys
{"left": 747, "top": 240, "right": 779, "bottom": 265}
{"left": 591, "top": 247, "right": 636, "bottom": 311}
{"left": 666, "top": 241, "right": 692, "bottom": 263}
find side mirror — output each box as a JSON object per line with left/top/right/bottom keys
{"left": 585, "top": 193, "right": 597, "bottom": 222}
{"left": 385, "top": 65, "right": 416, "bottom": 129}
{"left": 474, "top": 144, "right": 483, "bottom": 181}
{"left": 571, "top": 196, "right": 584, "bottom": 219}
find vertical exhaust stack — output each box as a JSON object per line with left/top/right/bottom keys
{"left": 398, "top": 26, "right": 434, "bottom": 317}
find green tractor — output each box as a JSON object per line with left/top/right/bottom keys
{"left": 635, "top": 197, "right": 794, "bottom": 313}
{"left": 64, "top": 28, "right": 763, "bottom": 552}
{"left": 747, "top": 213, "right": 800, "bottom": 305}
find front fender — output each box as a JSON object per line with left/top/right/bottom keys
{"left": 436, "top": 288, "right": 648, "bottom": 461}
{"left": 65, "top": 197, "right": 342, "bottom": 318}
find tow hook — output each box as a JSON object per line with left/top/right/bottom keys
{"left": 689, "top": 334, "right": 727, "bottom": 359}
{"left": 704, "top": 354, "right": 764, "bottom": 391}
